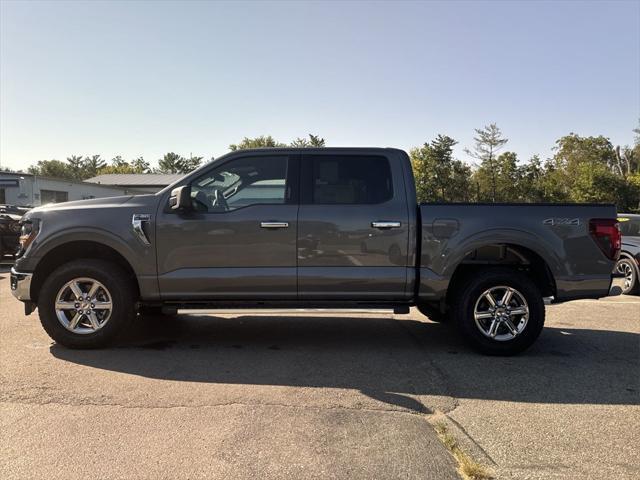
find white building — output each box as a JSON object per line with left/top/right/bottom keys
{"left": 0, "top": 171, "right": 146, "bottom": 207}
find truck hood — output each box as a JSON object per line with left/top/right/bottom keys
{"left": 29, "top": 195, "right": 135, "bottom": 213}
{"left": 24, "top": 194, "right": 160, "bottom": 222}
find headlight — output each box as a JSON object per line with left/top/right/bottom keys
{"left": 19, "top": 219, "right": 40, "bottom": 252}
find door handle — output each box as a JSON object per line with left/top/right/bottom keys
{"left": 260, "top": 221, "right": 289, "bottom": 229}
{"left": 371, "top": 221, "right": 401, "bottom": 229}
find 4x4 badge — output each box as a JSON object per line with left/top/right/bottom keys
{"left": 543, "top": 218, "right": 580, "bottom": 226}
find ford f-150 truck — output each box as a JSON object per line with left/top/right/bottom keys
{"left": 10, "top": 148, "right": 622, "bottom": 354}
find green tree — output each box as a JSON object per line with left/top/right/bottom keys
{"left": 180, "top": 155, "right": 204, "bottom": 173}
{"left": 465, "top": 123, "right": 509, "bottom": 202}
{"left": 157, "top": 152, "right": 184, "bottom": 174}
{"left": 230, "top": 134, "right": 326, "bottom": 151}
{"left": 131, "top": 156, "right": 151, "bottom": 173}
{"left": 110, "top": 155, "right": 128, "bottom": 167}
{"left": 66, "top": 155, "right": 85, "bottom": 180}
{"left": 548, "top": 133, "right": 639, "bottom": 210}
{"left": 82, "top": 155, "right": 106, "bottom": 178}
{"left": 612, "top": 120, "right": 640, "bottom": 181}
{"left": 411, "top": 134, "right": 471, "bottom": 202}
{"left": 98, "top": 155, "right": 151, "bottom": 175}
{"left": 290, "top": 134, "right": 326, "bottom": 148}
{"left": 27, "top": 159, "right": 73, "bottom": 179}
{"left": 229, "top": 135, "right": 286, "bottom": 151}
{"left": 157, "top": 152, "right": 202, "bottom": 174}
{"left": 517, "top": 155, "right": 547, "bottom": 202}
{"left": 472, "top": 151, "right": 524, "bottom": 202}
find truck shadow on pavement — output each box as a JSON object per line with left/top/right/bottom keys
{"left": 50, "top": 313, "right": 639, "bottom": 412}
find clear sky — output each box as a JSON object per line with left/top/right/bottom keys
{"left": 1, "top": 0, "right": 638, "bottom": 171}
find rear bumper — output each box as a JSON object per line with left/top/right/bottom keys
{"left": 554, "top": 273, "right": 623, "bottom": 302}
{"left": 10, "top": 267, "right": 32, "bottom": 301}
{"left": 608, "top": 273, "right": 626, "bottom": 296}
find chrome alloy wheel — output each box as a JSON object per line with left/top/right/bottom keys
{"left": 55, "top": 277, "right": 113, "bottom": 334}
{"left": 616, "top": 259, "right": 635, "bottom": 292}
{"left": 473, "top": 285, "right": 529, "bottom": 342}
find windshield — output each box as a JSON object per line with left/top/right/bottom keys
{"left": 618, "top": 216, "right": 640, "bottom": 237}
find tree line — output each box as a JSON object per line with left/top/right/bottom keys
{"left": 23, "top": 134, "right": 326, "bottom": 179}
{"left": 19, "top": 125, "right": 640, "bottom": 211}
{"left": 411, "top": 123, "right": 639, "bottom": 212}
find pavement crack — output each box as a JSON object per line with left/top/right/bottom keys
{"left": 442, "top": 413, "right": 497, "bottom": 466}
{"left": 0, "top": 398, "right": 430, "bottom": 416}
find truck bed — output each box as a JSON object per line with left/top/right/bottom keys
{"left": 417, "top": 202, "right": 617, "bottom": 302}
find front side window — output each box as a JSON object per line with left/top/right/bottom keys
{"left": 190, "top": 156, "right": 288, "bottom": 212}
{"left": 311, "top": 155, "right": 393, "bottom": 205}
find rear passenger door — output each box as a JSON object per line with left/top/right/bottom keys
{"left": 297, "top": 152, "right": 411, "bottom": 300}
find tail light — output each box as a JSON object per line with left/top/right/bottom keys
{"left": 589, "top": 218, "right": 621, "bottom": 261}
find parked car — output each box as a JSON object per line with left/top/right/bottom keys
{"left": 616, "top": 213, "right": 640, "bottom": 295}
{"left": 9, "top": 148, "right": 622, "bottom": 354}
{"left": 0, "top": 205, "right": 27, "bottom": 260}
{"left": 0, "top": 204, "right": 31, "bottom": 216}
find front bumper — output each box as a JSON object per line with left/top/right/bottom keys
{"left": 10, "top": 267, "right": 32, "bottom": 301}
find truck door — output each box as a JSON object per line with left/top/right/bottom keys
{"left": 155, "top": 153, "right": 299, "bottom": 300}
{"left": 297, "top": 152, "right": 411, "bottom": 300}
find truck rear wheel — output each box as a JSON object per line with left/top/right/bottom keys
{"left": 451, "top": 268, "right": 545, "bottom": 355}
{"left": 37, "top": 259, "right": 136, "bottom": 349}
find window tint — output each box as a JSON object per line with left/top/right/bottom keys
{"left": 311, "top": 155, "right": 393, "bottom": 204}
{"left": 191, "top": 156, "right": 288, "bottom": 212}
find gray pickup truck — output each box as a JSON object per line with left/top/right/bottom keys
{"left": 10, "top": 148, "right": 622, "bottom": 354}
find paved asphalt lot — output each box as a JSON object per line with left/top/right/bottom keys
{"left": 1, "top": 264, "right": 638, "bottom": 480}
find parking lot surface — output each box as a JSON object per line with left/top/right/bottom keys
{"left": 1, "top": 265, "right": 638, "bottom": 479}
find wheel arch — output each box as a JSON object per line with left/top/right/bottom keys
{"left": 445, "top": 242, "right": 557, "bottom": 307}
{"left": 30, "top": 240, "right": 140, "bottom": 302}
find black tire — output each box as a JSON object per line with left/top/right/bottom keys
{"left": 451, "top": 268, "right": 545, "bottom": 355}
{"left": 416, "top": 303, "right": 448, "bottom": 323}
{"left": 38, "top": 259, "right": 136, "bottom": 348}
{"left": 616, "top": 257, "right": 639, "bottom": 295}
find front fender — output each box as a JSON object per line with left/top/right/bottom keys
{"left": 30, "top": 227, "right": 152, "bottom": 275}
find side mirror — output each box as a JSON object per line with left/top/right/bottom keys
{"left": 169, "top": 185, "right": 192, "bottom": 211}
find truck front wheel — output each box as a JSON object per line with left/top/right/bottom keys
{"left": 451, "top": 268, "right": 545, "bottom": 355}
{"left": 37, "top": 259, "right": 136, "bottom": 349}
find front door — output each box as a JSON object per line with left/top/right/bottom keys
{"left": 155, "top": 153, "right": 299, "bottom": 300}
{"left": 297, "top": 152, "right": 411, "bottom": 300}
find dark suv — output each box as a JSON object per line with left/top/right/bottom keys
{"left": 0, "top": 205, "right": 28, "bottom": 260}
{"left": 616, "top": 213, "right": 640, "bottom": 295}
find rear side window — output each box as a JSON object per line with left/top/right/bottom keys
{"left": 618, "top": 216, "right": 640, "bottom": 236}
{"left": 310, "top": 155, "right": 393, "bottom": 204}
